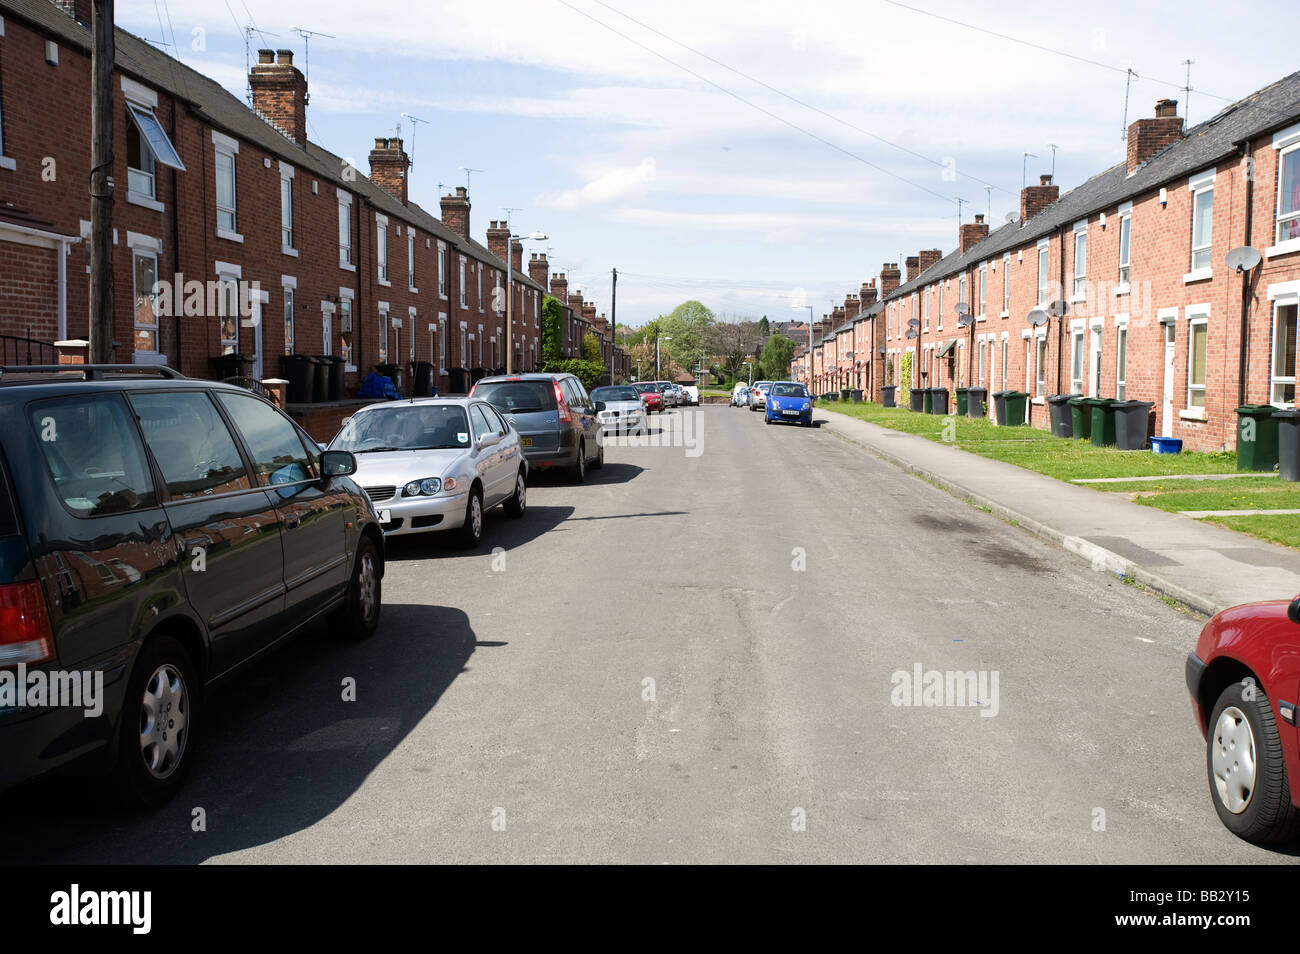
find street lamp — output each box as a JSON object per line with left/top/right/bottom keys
{"left": 656, "top": 335, "right": 672, "bottom": 380}
{"left": 505, "top": 226, "right": 547, "bottom": 374}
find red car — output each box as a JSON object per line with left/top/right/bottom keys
{"left": 632, "top": 382, "right": 663, "bottom": 414}
{"left": 1187, "top": 596, "right": 1300, "bottom": 844}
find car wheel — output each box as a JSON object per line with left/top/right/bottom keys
{"left": 593, "top": 441, "right": 605, "bottom": 469}
{"left": 336, "top": 535, "right": 382, "bottom": 639}
{"left": 458, "top": 486, "right": 484, "bottom": 548}
{"left": 765, "top": 413, "right": 772, "bottom": 424}
{"left": 504, "top": 468, "right": 527, "bottom": 518}
{"left": 572, "top": 441, "right": 587, "bottom": 483}
{"left": 112, "top": 634, "right": 199, "bottom": 808}
{"left": 1206, "top": 679, "right": 1300, "bottom": 843}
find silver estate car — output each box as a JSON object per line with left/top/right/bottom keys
{"left": 748, "top": 381, "right": 773, "bottom": 411}
{"left": 328, "top": 396, "right": 527, "bottom": 548}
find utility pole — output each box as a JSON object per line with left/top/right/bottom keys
{"left": 610, "top": 267, "right": 617, "bottom": 384}
{"left": 90, "top": 0, "right": 116, "bottom": 364}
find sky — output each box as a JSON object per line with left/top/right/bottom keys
{"left": 119, "top": 0, "right": 1299, "bottom": 329}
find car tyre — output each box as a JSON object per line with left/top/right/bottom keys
{"left": 572, "top": 441, "right": 587, "bottom": 484}
{"left": 335, "top": 535, "right": 382, "bottom": 640}
{"left": 1206, "top": 679, "right": 1300, "bottom": 843}
{"left": 593, "top": 441, "right": 605, "bottom": 469}
{"left": 504, "top": 468, "right": 527, "bottom": 518}
{"left": 458, "top": 486, "right": 485, "bottom": 548}
{"left": 112, "top": 634, "right": 199, "bottom": 808}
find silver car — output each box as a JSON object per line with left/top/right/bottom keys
{"left": 748, "top": 381, "right": 773, "bottom": 411}
{"left": 655, "top": 381, "right": 681, "bottom": 408}
{"left": 590, "top": 384, "right": 645, "bottom": 434}
{"left": 328, "top": 396, "right": 527, "bottom": 548}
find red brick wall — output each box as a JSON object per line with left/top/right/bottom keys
{"left": 0, "top": 241, "right": 59, "bottom": 342}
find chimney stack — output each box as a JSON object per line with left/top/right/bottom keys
{"left": 959, "top": 213, "right": 990, "bottom": 252}
{"left": 249, "top": 49, "right": 308, "bottom": 145}
{"left": 917, "top": 249, "right": 942, "bottom": 276}
{"left": 440, "top": 187, "right": 471, "bottom": 240}
{"left": 905, "top": 256, "right": 920, "bottom": 281}
{"left": 880, "top": 263, "right": 902, "bottom": 297}
{"left": 529, "top": 253, "right": 549, "bottom": 288}
{"left": 568, "top": 292, "right": 585, "bottom": 316}
{"left": 367, "top": 137, "right": 410, "bottom": 205}
{"left": 860, "top": 279, "right": 878, "bottom": 309}
{"left": 550, "top": 272, "right": 568, "bottom": 302}
{"left": 1019, "top": 177, "right": 1060, "bottom": 225}
{"left": 486, "top": 220, "right": 510, "bottom": 262}
{"left": 1127, "top": 99, "right": 1184, "bottom": 174}
{"left": 510, "top": 239, "right": 524, "bottom": 275}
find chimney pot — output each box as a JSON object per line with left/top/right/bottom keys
{"left": 1155, "top": 98, "right": 1178, "bottom": 117}
{"left": 1039, "top": 175, "right": 1052, "bottom": 187}
{"left": 975, "top": 213, "right": 984, "bottom": 223}
{"left": 276, "top": 49, "right": 293, "bottom": 65}
{"left": 258, "top": 48, "right": 275, "bottom": 64}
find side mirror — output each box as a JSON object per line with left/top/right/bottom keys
{"left": 478, "top": 432, "right": 501, "bottom": 449}
{"left": 594, "top": 400, "right": 607, "bottom": 411}
{"left": 1289, "top": 595, "right": 1300, "bottom": 625}
{"left": 321, "top": 449, "right": 356, "bottom": 477}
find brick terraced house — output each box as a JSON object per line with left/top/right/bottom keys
{"left": 796, "top": 78, "right": 1300, "bottom": 452}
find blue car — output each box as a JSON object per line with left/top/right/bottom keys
{"left": 764, "top": 381, "right": 814, "bottom": 426}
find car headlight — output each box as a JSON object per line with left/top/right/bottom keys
{"left": 403, "top": 477, "right": 443, "bottom": 497}
{"left": 802, "top": 401, "right": 811, "bottom": 410}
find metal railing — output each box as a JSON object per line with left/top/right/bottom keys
{"left": 0, "top": 332, "right": 57, "bottom": 366}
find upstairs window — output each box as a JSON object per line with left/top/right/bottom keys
{"left": 1037, "top": 243, "right": 1049, "bottom": 304}
{"left": 1278, "top": 142, "right": 1300, "bottom": 244}
{"left": 1190, "top": 174, "right": 1214, "bottom": 270}
{"left": 1073, "top": 227, "right": 1087, "bottom": 297}
{"left": 215, "top": 149, "right": 237, "bottom": 234}
{"left": 1118, "top": 210, "right": 1132, "bottom": 284}
{"left": 280, "top": 171, "right": 293, "bottom": 251}
{"left": 126, "top": 102, "right": 185, "bottom": 201}
{"left": 377, "top": 217, "right": 388, "bottom": 283}
{"left": 338, "top": 196, "right": 353, "bottom": 267}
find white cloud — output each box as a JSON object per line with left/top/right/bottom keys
{"left": 541, "top": 158, "right": 658, "bottom": 209}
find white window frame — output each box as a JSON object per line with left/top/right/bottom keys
{"left": 1072, "top": 221, "right": 1087, "bottom": 300}
{"left": 216, "top": 261, "right": 241, "bottom": 355}
{"left": 212, "top": 131, "right": 241, "bottom": 243}
{"left": 279, "top": 161, "right": 295, "bottom": 256}
{"left": 338, "top": 190, "right": 355, "bottom": 271}
{"left": 1271, "top": 126, "right": 1300, "bottom": 255}
{"left": 1001, "top": 252, "right": 1011, "bottom": 317}
{"left": 1269, "top": 285, "right": 1300, "bottom": 406}
{"left": 1186, "top": 168, "right": 1215, "bottom": 280}
{"left": 438, "top": 242, "right": 448, "bottom": 298}
{"left": 130, "top": 238, "right": 160, "bottom": 357}
{"left": 477, "top": 263, "right": 484, "bottom": 312}
{"left": 978, "top": 264, "right": 987, "bottom": 320}
{"left": 1037, "top": 239, "right": 1050, "bottom": 306}
{"left": 282, "top": 276, "right": 296, "bottom": 356}
{"left": 1115, "top": 314, "right": 1129, "bottom": 401}
{"left": 378, "top": 301, "right": 390, "bottom": 364}
{"left": 408, "top": 230, "right": 417, "bottom": 292}
{"left": 459, "top": 257, "right": 468, "bottom": 307}
{"left": 376, "top": 214, "right": 389, "bottom": 286}
{"left": 338, "top": 288, "right": 355, "bottom": 370}
{"left": 1185, "top": 304, "right": 1210, "bottom": 415}
{"left": 439, "top": 313, "right": 448, "bottom": 372}
{"left": 1069, "top": 320, "right": 1085, "bottom": 395}
{"left": 320, "top": 300, "right": 335, "bottom": 361}
{"left": 937, "top": 282, "right": 944, "bottom": 331}
{"left": 1035, "top": 330, "right": 1048, "bottom": 398}
{"left": 922, "top": 287, "right": 930, "bottom": 331}
{"left": 1116, "top": 201, "right": 1132, "bottom": 289}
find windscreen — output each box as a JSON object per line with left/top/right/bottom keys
{"left": 771, "top": 383, "right": 808, "bottom": 397}
{"left": 332, "top": 404, "right": 471, "bottom": 453}
{"left": 592, "top": 387, "right": 638, "bottom": 402}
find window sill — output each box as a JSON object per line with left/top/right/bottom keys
{"left": 282, "top": 246, "right": 299, "bottom": 258}
{"left": 1266, "top": 238, "right": 1300, "bottom": 259}
{"left": 1113, "top": 283, "right": 1130, "bottom": 296}
{"left": 1031, "top": 397, "right": 1045, "bottom": 405}
{"left": 1183, "top": 267, "right": 1212, "bottom": 284}
{"left": 345, "top": 364, "right": 357, "bottom": 373}
{"left": 126, "top": 191, "right": 164, "bottom": 212}
{"left": 1069, "top": 293, "right": 1087, "bottom": 304}
{"left": 409, "top": 286, "right": 418, "bottom": 294}
{"left": 0, "top": 156, "right": 15, "bottom": 171}
{"left": 132, "top": 351, "right": 167, "bottom": 365}
{"left": 1179, "top": 408, "right": 1208, "bottom": 422}
{"left": 339, "top": 261, "right": 357, "bottom": 273}
{"left": 976, "top": 315, "right": 987, "bottom": 322}
{"left": 999, "top": 310, "right": 1009, "bottom": 319}
{"left": 217, "top": 227, "right": 244, "bottom": 244}
{"left": 378, "top": 278, "right": 391, "bottom": 287}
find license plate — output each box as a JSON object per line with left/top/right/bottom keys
{"left": 377, "top": 509, "right": 391, "bottom": 523}
{"left": 521, "top": 437, "right": 533, "bottom": 447}
{"left": 782, "top": 410, "right": 798, "bottom": 416}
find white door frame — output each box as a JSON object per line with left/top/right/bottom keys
{"left": 249, "top": 289, "right": 268, "bottom": 380}
{"left": 1161, "top": 320, "right": 1176, "bottom": 438}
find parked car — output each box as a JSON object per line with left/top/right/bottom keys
{"left": 748, "top": 381, "right": 773, "bottom": 411}
{"left": 655, "top": 381, "right": 680, "bottom": 408}
{"left": 1187, "top": 595, "right": 1300, "bottom": 843}
{"left": 590, "top": 385, "right": 645, "bottom": 434}
{"left": 732, "top": 384, "right": 751, "bottom": 407}
{"left": 679, "top": 384, "right": 700, "bottom": 406}
{"left": 328, "top": 397, "right": 527, "bottom": 547}
{"left": 632, "top": 381, "right": 664, "bottom": 414}
{"left": 471, "top": 373, "right": 604, "bottom": 482}
{"left": 764, "top": 381, "right": 814, "bottom": 426}
{"left": 0, "top": 365, "right": 383, "bottom": 806}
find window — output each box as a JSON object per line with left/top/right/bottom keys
{"left": 439, "top": 243, "right": 447, "bottom": 297}
{"left": 1002, "top": 253, "right": 1010, "bottom": 314}
{"left": 1036, "top": 335, "right": 1047, "bottom": 397}
{"left": 130, "top": 392, "right": 249, "bottom": 500}
{"left": 125, "top": 102, "right": 184, "bottom": 203}
{"left": 1177, "top": 194, "right": 1207, "bottom": 282}
{"left": 280, "top": 172, "right": 293, "bottom": 251}
{"left": 977, "top": 339, "right": 986, "bottom": 387}
{"left": 978, "top": 265, "right": 987, "bottom": 317}
{"left": 217, "top": 393, "right": 313, "bottom": 486}
{"left": 339, "top": 297, "right": 353, "bottom": 365}
{"left": 338, "top": 196, "right": 353, "bottom": 268}
{"left": 377, "top": 216, "right": 388, "bottom": 283}
{"left": 133, "top": 251, "right": 158, "bottom": 353}
{"left": 1116, "top": 324, "right": 1128, "bottom": 401}
{"left": 938, "top": 283, "right": 944, "bottom": 330}
{"left": 1037, "top": 243, "right": 1049, "bottom": 304}
{"left": 378, "top": 306, "right": 389, "bottom": 363}
{"left": 459, "top": 324, "right": 467, "bottom": 366}
{"left": 283, "top": 287, "right": 295, "bottom": 355}
{"left": 923, "top": 288, "right": 930, "bottom": 330}
{"left": 34, "top": 395, "right": 158, "bottom": 516}
{"left": 408, "top": 231, "right": 417, "bottom": 291}
{"left": 477, "top": 324, "right": 484, "bottom": 366}
{"left": 1188, "top": 318, "right": 1208, "bottom": 409}
{"left": 215, "top": 148, "right": 237, "bottom": 235}
{"left": 1070, "top": 329, "right": 1084, "bottom": 394}
{"left": 1278, "top": 143, "right": 1300, "bottom": 244}
{"left": 217, "top": 274, "right": 239, "bottom": 354}
{"left": 1073, "top": 227, "right": 1087, "bottom": 297}
{"left": 1271, "top": 302, "right": 1298, "bottom": 405}
{"left": 459, "top": 257, "right": 467, "bottom": 307}
{"left": 321, "top": 304, "right": 334, "bottom": 359}
{"left": 959, "top": 274, "right": 967, "bottom": 308}
{"left": 439, "top": 315, "right": 447, "bottom": 370}
{"left": 1118, "top": 209, "right": 1132, "bottom": 284}
{"left": 1024, "top": 337, "right": 1033, "bottom": 393}
{"left": 477, "top": 264, "right": 483, "bottom": 311}
{"left": 1001, "top": 336, "right": 1008, "bottom": 391}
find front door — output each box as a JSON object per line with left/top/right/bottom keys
{"left": 248, "top": 295, "right": 265, "bottom": 380}
{"left": 1091, "top": 328, "right": 1103, "bottom": 397}
{"left": 1162, "top": 323, "right": 1176, "bottom": 438}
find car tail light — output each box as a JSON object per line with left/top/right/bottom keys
{"left": 468, "top": 384, "right": 477, "bottom": 397}
{"left": 0, "top": 581, "right": 55, "bottom": 667}
{"left": 554, "top": 382, "right": 571, "bottom": 423}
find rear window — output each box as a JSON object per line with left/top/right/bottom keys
{"left": 30, "top": 394, "right": 158, "bottom": 516}
{"left": 0, "top": 456, "right": 18, "bottom": 537}
{"left": 474, "top": 380, "right": 557, "bottom": 414}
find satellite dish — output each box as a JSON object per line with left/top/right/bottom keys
{"left": 1225, "top": 246, "right": 1262, "bottom": 273}
{"left": 957, "top": 313, "right": 975, "bottom": 327}
{"left": 877, "top": 346, "right": 886, "bottom": 356}
{"left": 905, "top": 330, "right": 918, "bottom": 339}
{"left": 954, "top": 302, "right": 970, "bottom": 317}
{"left": 1046, "top": 299, "right": 1069, "bottom": 318}
{"left": 907, "top": 317, "right": 920, "bottom": 328}
{"left": 1026, "top": 308, "right": 1049, "bottom": 327}
{"left": 1004, "top": 211, "right": 1018, "bottom": 224}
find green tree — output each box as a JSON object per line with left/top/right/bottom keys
{"left": 580, "top": 331, "right": 602, "bottom": 364}
{"left": 758, "top": 316, "right": 769, "bottom": 337}
{"left": 758, "top": 335, "right": 796, "bottom": 380}
{"left": 541, "top": 295, "right": 563, "bottom": 363}
{"left": 659, "top": 300, "right": 715, "bottom": 375}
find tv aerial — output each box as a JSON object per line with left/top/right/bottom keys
{"left": 1225, "top": 246, "right": 1262, "bottom": 274}
{"left": 289, "top": 27, "right": 335, "bottom": 107}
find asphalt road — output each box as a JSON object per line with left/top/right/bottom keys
{"left": 2, "top": 404, "right": 1293, "bottom": 863}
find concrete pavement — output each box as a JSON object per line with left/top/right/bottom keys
{"left": 816, "top": 407, "right": 1300, "bottom": 617}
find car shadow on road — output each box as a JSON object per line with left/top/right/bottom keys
{"left": 526, "top": 463, "right": 643, "bottom": 487}
{"left": 0, "top": 603, "right": 478, "bottom": 864}
{"left": 383, "top": 504, "right": 575, "bottom": 561}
